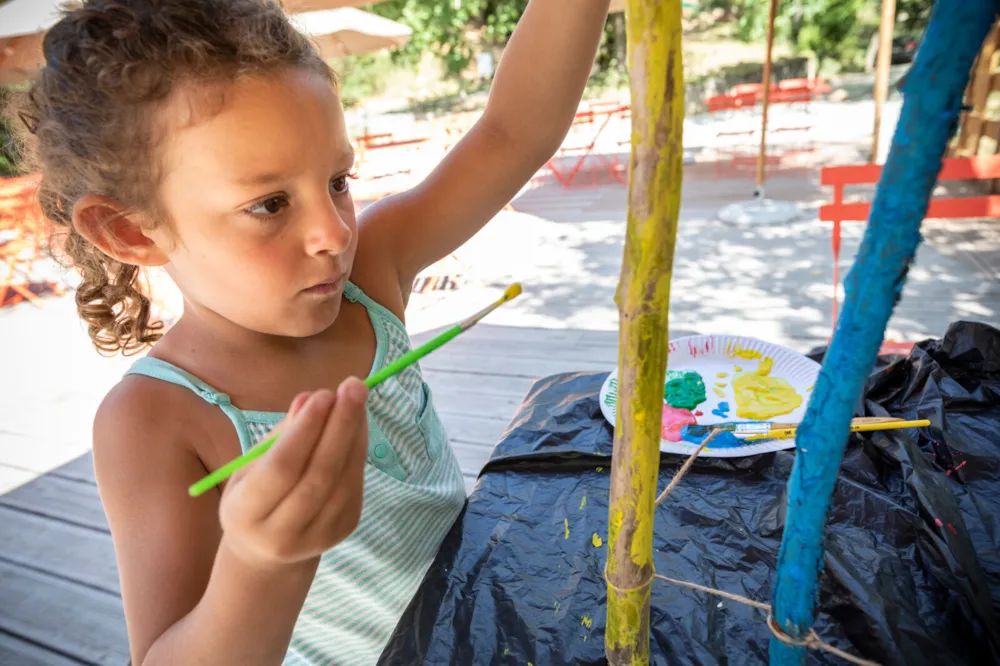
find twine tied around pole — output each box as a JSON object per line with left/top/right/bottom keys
{"left": 648, "top": 428, "right": 884, "bottom": 666}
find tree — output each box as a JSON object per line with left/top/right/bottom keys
{"left": 796, "top": 0, "right": 864, "bottom": 72}
{"left": 368, "top": 0, "right": 487, "bottom": 75}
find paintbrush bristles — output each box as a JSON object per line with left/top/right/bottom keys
{"left": 459, "top": 283, "right": 522, "bottom": 330}
{"left": 503, "top": 283, "right": 523, "bottom": 301}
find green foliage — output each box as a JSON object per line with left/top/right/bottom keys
{"left": 334, "top": 52, "right": 398, "bottom": 108}
{"left": 895, "top": 0, "right": 934, "bottom": 33}
{"left": 796, "top": 0, "right": 864, "bottom": 72}
{"left": 0, "top": 92, "right": 18, "bottom": 178}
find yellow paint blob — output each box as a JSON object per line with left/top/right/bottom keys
{"left": 716, "top": 372, "right": 729, "bottom": 378}
{"left": 714, "top": 382, "right": 727, "bottom": 388}
{"left": 734, "top": 365, "right": 743, "bottom": 372}
{"left": 582, "top": 615, "right": 594, "bottom": 629}
{"left": 732, "top": 356, "right": 802, "bottom": 420}
{"left": 564, "top": 518, "right": 570, "bottom": 540}
{"left": 554, "top": 601, "right": 560, "bottom": 615}
{"left": 807, "top": 384, "right": 815, "bottom": 392}
{"left": 592, "top": 533, "right": 604, "bottom": 548}
{"left": 712, "top": 387, "right": 726, "bottom": 398}
{"left": 733, "top": 348, "right": 762, "bottom": 360}
{"left": 579, "top": 495, "right": 587, "bottom": 510}
{"left": 596, "top": 467, "right": 603, "bottom": 472}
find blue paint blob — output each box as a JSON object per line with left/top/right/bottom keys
{"left": 711, "top": 401, "right": 730, "bottom": 419}
{"left": 679, "top": 425, "right": 742, "bottom": 448}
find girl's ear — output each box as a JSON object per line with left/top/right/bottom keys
{"left": 71, "top": 194, "right": 170, "bottom": 267}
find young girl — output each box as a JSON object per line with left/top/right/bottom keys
{"left": 13, "top": 0, "right": 609, "bottom": 663}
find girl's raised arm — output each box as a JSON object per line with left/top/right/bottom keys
{"left": 361, "top": 0, "right": 613, "bottom": 294}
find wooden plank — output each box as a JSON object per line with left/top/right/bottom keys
{"left": 449, "top": 440, "right": 494, "bottom": 477}
{"left": 0, "top": 506, "right": 120, "bottom": 594}
{"left": 0, "top": 474, "right": 109, "bottom": 533}
{"left": 412, "top": 325, "right": 588, "bottom": 346}
{"left": 0, "top": 464, "right": 35, "bottom": 495}
{"left": 0, "top": 632, "right": 85, "bottom": 666}
{"left": 439, "top": 412, "right": 508, "bottom": 448}
{"left": 420, "top": 351, "right": 609, "bottom": 379}
{"left": 432, "top": 387, "right": 524, "bottom": 421}
{"left": 416, "top": 335, "right": 618, "bottom": 366}
{"left": 49, "top": 453, "right": 97, "bottom": 485}
{"left": 423, "top": 369, "right": 535, "bottom": 400}
{"left": 0, "top": 562, "right": 128, "bottom": 666}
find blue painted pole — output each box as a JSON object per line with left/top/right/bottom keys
{"left": 769, "top": 2, "right": 997, "bottom": 665}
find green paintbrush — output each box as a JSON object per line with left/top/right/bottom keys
{"left": 188, "top": 283, "right": 523, "bottom": 497}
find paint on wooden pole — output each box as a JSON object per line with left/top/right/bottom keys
{"left": 604, "top": 0, "right": 684, "bottom": 664}
{"left": 769, "top": 2, "right": 996, "bottom": 664}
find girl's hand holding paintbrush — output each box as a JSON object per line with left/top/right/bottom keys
{"left": 219, "top": 382, "right": 368, "bottom": 569}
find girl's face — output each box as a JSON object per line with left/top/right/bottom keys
{"left": 151, "top": 68, "right": 357, "bottom": 339}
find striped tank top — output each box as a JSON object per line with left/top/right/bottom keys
{"left": 126, "top": 282, "right": 467, "bottom": 665}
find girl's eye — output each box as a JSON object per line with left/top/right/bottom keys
{"left": 245, "top": 195, "right": 289, "bottom": 216}
{"left": 330, "top": 175, "right": 351, "bottom": 195}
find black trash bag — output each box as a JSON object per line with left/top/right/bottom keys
{"left": 378, "top": 321, "right": 1000, "bottom": 666}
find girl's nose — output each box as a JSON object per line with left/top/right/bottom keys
{"left": 305, "top": 201, "right": 352, "bottom": 256}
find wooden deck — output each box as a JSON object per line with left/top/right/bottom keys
{"left": 0, "top": 322, "right": 619, "bottom": 665}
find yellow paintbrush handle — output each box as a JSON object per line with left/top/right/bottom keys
{"left": 746, "top": 419, "right": 931, "bottom": 442}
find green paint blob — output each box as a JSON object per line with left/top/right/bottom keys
{"left": 663, "top": 370, "right": 707, "bottom": 410}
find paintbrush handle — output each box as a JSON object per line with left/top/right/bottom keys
{"left": 187, "top": 325, "right": 465, "bottom": 497}
{"left": 748, "top": 419, "right": 930, "bottom": 441}
{"left": 365, "top": 326, "right": 462, "bottom": 387}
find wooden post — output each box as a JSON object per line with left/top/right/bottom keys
{"left": 604, "top": 0, "right": 683, "bottom": 664}
{"left": 870, "top": 0, "right": 896, "bottom": 164}
{"left": 755, "top": 0, "right": 779, "bottom": 197}
{"left": 954, "top": 22, "right": 1000, "bottom": 157}
{"left": 769, "top": 1, "right": 995, "bottom": 664}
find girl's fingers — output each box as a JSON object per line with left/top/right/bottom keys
{"left": 237, "top": 391, "right": 335, "bottom": 518}
{"left": 272, "top": 378, "right": 368, "bottom": 529}
{"left": 305, "top": 390, "right": 369, "bottom": 540}
{"left": 288, "top": 391, "right": 312, "bottom": 418}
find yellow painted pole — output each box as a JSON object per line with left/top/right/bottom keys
{"left": 604, "top": 1, "right": 683, "bottom": 664}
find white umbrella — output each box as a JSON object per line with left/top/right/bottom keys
{"left": 0, "top": 1, "right": 400, "bottom": 85}
{"left": 0, "top": 0, "right": 64, "bottom": 84}
{"left": 289, "top": 8, "right": 412, "bottom": 58}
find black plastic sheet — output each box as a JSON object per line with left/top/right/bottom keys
{"left": 379, "top": 321, "right": 1000, "bottom": 665}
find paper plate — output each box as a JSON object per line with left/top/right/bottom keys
{"left": 598, "top": 335, "right": 821, "bottom": 458}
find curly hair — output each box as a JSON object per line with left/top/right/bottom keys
{"left": 7, "top": 0, "right": 333, "bottom": 355}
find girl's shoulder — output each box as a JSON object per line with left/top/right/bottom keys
{"left": 93, "top": 370, "right": 239, "bottom": 494}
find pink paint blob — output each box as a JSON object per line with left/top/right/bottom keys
{"left": 934, "top": 518, "right": 944, "bottom": 527}
{"left": 662, "top": 405, "right": 697, "bottom": 442}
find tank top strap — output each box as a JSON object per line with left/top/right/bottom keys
{"left": 124, "top": 357, "right": 256, "bottom": 451}
{"left": 343, "top": 280, "right": 407, "bottom": 336}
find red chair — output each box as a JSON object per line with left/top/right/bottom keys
{"left": 819, "top": 155, "right": 1000, "bottom": 351}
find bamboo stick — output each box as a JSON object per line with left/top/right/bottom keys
{"left": 769, "top": 2, "right": 996, "bottom": 664}
{"left": 604, "top": 1, "right": 684, "bottom": 664}
{"left": 755, "top": 0, "right": 778, "bottom": 196}
{"left": 870, "top": 0, "right": 896, "bottom": 164}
